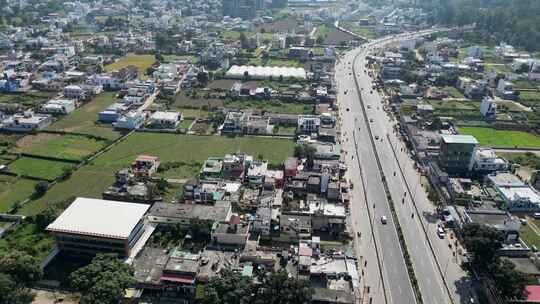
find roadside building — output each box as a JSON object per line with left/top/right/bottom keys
{"left": 46, "top": 197, "right": 150, "bottom": 257}
{"left": 438, "top": 134, "right": 478, "bottom": 174}
{"left": 40, "top": 99, "right": 77, "bottom": 114}
{"left": 147, "top": 201, "right": 232, "bottom": 226}
{"left": 148, "top": 111, "right": 181, "bottom": 129}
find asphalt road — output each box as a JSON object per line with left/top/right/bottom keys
{"left": 337, "top": 46, "right": 416, "bottom": 304}
{"left": 338, "top": 30, "right": 474, "bottom": 304}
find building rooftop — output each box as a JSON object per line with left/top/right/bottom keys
{"left": 441, "top": 134, "right": 478, "bottom": 145}
{"left": 149, "top": 201, "right": 231, "bottom": 222}
{"left": 46, "top": 197, "right": 150, "bottom": 240}
{"left": 486, "top": 172, "right": 524, "bottom": 187}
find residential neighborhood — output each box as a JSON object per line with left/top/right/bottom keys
{"left": 0, "top": 0, "right": 539, "bottom": 304}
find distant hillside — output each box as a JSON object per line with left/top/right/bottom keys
{"left": 420, "top": 0, "right": 540, "bottom": 51}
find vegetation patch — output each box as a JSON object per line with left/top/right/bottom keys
{"left": 0, "top": 222, "right": 55, "bottom": 260}
{"left": 13, "top": 133, "right": 107, "bottom": 161}
{"left": 224, "top": 99, "right": 313, "bottom": 115}
{"left": 8, "top": 157, "right": 74, "bottom": 180}
{"left": 21, "top": 134, "right": 294, "bottom": 215}
{"left": 459, "top": 127, "right": 540, "bottom": 148}
{"left": 104, "top": 54, "right": 155, "bottom": 79}
{"left": 0, "top": 176, "right": 37, "bottom": 212}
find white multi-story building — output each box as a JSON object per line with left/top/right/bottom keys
{"left": 41, "top": 99, "right": 76, "bottom": 114}
{"left": 473, "top": 148, "right": 507, "bottom": 173}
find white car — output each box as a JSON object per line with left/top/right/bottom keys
{"left": 381, "top": 216, "right": 387, "bottom": 224}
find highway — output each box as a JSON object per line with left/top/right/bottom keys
{"left": 337, "top": 29, "right": 474, "bottom": 304}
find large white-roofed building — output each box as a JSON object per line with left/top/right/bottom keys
{"left": 225, "top": 65, "right": 307, "bottom": 80}
{"left": 46, "top": 197, "right": 150, "bottom": 257}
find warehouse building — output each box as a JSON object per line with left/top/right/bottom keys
{"left": 46, "top": 197, "right": 150, "bottom": 257}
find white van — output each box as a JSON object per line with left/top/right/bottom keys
{"left": 437, "top": 227, "right": 445, "bottom": 239}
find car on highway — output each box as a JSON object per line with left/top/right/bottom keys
{"left": 380, "top": 216, "right": 387, "bottom": 224}
{"left": 367, "top": 105, "right": 371, "bottom": 109}
{"left": 369, "top": 118, "right": 373, "bottom": 123}
{"left": 374, "top": 135, "right": 379, "bottom": 140}
{"left": 437, "top": 226, "right": 445, "bottom": 239}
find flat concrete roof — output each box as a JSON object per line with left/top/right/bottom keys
{"left": 46, "top": 197, "right": 150, "bottom": 240}
{"left": 441, "top": 134, "right": 478, "bottom": 145}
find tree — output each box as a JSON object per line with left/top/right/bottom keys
{"left": 35, "top": 197, "right": 74, "bottom": 230}
{"left": 34, "top": 181, "right": 49, "bottom": 197}
{"left": 0, "top": 251, "right": 43, "bottom": 287}
{"left": 490, "top": 259, "right": 527, "bottom": 300}
{"left": 243, "top": 71, "right": 250, "bottom": 80}
{"left": 294, "top": 144, "right": 316, "bottom": 168}
{"left": 197, "top": 71, "right": 209, "bottom": 86}
{"left": 461, "top": 223, "right": 503, "bottom": 268}
{"left": 0, "top": 273, "right": 34, "bottom": 304}
{"left": 316, "top": 35, "right": 325, "bottom": 45}
{"left": 239, "top": 32, "right": 248, "bottom": 49}
{"left": 203, "top": 269, "right": 312, "bottom": 304}
{"left": 70, "top": 254, "right": 135, "bottom": 304}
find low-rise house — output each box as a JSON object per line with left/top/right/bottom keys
{"left": 200, "top": 157, "right": 223, "bottom": 179}
{"left": 284, "top": 157, "right": 299, "bottom": 178}
{"left": 114, "top": 111, "right": 146, "bottom": 129}
{"left": 40, "top": 99, "right": 76, "bottom": 114}
{"left": 211, "top": 216, "right": 250, "bottom": 249}
{"left": 298, "top": 115, "right": 320, "bottom": 134}
{"left": 63, "top": 84, "right": 87, "bottom": 100}
{"left": 1, "top": 111, "right": 53, "bottom": 132}
{"left": 131, "top": 155, "right": 160, "bottom": 178}
{"left": 486, "top": 172, "right": 540, "bottom": 212}
{"left": 98, "top": 103, "right": 128, "bottom": 123}
{"left": 472, "top": 148, "right": 507, "bottom": 173}
{"left": 221, "top": 111, "right": 245, "bottom": 135}
{"left": 280, "top": 214, "right": 312, "bottom": 240}
{"left": 148, "top": 201, "right": 232, "bottom": 227}
{"left": 479, "top": 96, "right": 497, "bottom": 119}
{"left": 148, "top": 111, "right": 182, "bottom": 129}
{"left": 247, "top": 160, "right": 268, "bottom": 187}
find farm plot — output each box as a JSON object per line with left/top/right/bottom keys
{"left": 8, "top": 157, "right": 74, "bottom": 181}
{"left": 459, "top": 127, "right": 540, "bottom": 148}
{"left": 13, "top": 133, "right": 107, "bottom": 161}
{"left": 0, "top": 176, "right": 37, "bottom": 213}
{"left": 105, "top": 54, "right": 155, "bottom": 79}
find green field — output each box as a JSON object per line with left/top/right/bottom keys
{"left": 459, "top": 127, "right": 540, "bottom": 148}
{"left": 0, "top": 176, "right": 37, "bottom": 212}
{"left": 178, "top": 118, "right": 194, "bottom": 129}
{"left": 14, "top": 134, "right": 107, "bottom": 161}
{"left": 9, "top": 157, "right": 74, "bottom": 180}
{"left": 247, "top": 58, "right": 302, "bottom": 68}
{"left": 105, "top": 54, "right": 155, "bottom": 79}
{"left": 520, "top": 223, "right": 540, "bottom": 250}
{"left": 340, "top": 22, "right": 376, "bottom": 39}
{"left": 20, "top": 134, "right": 295, "bottom": 215}
{"left": 0, "top": 222, "right": 55, "bottom": 261}
{"left": 0, "top": 91, "right": 55, "bottom": 107}
{"left": 46, "top": 92, "right": 122, "bottom": 140}
{"left": 224, "top": 99, "right": 312, "bottom": 114}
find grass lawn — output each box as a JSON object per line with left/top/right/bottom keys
{"left": 46, "top": 92, "right": 122, "bottom": 140}
{"left": 248, "top": 58, "right": 302, "bottom": 68}
{"left": 178, "top": 119, "right": 194, "bottom": 129}
{"left": 485, "top": 63, "right": 511, "bottom": 74}
{"left": 444, "top": 86, "right": 465, "bottom": 98}
{"left": 224, "top": 99, "right": 312, "bottom": 115}
{"left": 0, "top": 176, "right": 37, "bottom": 212}
{"left": 181, "top": 109, "right": 210, "bottom": 119}
{"left": 273, "top": 126, "right": 297, "bottom": 135}
{"left": 13, "top": 134, "right": 107, "bottom": 161}
{"left": 163, "top": 54, "right": 199, "bottom": 64}
{"left": 105, "top": 54, "right": 155, "bottom": 79}
{"left": 340, "top": 22, "right": 376, "bottom": 39}
{"left": 20, "top": 134, "right": 295, "bottom": 215}
{"left": 520, "top": 224, "right": 540, "bottom": 249}
{"left": 459, "top": 127, "right": 540, "bottom": 148}
{"left": 9, "top": 157, "right": 74, "bottom": 181}
{"left": 219, "top": 30, "right": 243, "bottom": 42}
{"left": 0, "top": 222, "right": 55, "bottom": 261}
{"left": 0, "top": 91, "right": 55, "bottom": 107}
